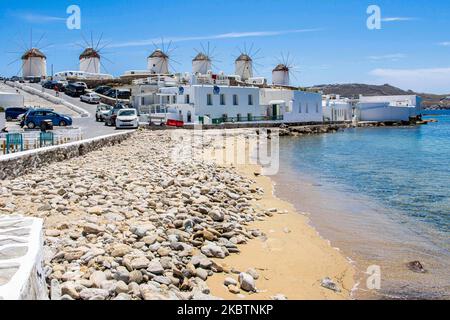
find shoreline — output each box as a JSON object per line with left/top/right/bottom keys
{"left": 203, "top": 129, "right": 356, "bottom": 300}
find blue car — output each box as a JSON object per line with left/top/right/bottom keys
{"left": 24, "top": 109, "right": 73, "bottom": 129}
{"left": 5, "top": 107, "right": 29, "bottom": 121}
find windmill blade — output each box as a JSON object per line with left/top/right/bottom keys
{"left": 80, "top": 32, "right": 92, "bottom": 48}
{"left": 95, "top": 32, "right": 104, "bottom": 51}
{"left": 90, "top": 31, "right": 94, "bottom": 49}
{"left": 34, "top": 32, "right": 46, "bottom": 49}
{"left": 7, "top": 57, "right": 21, "bottom": 66}
{"left": 101, "top": 55, "right": 115, "bottom": 65}
{"left": 99, "top": 60, "right": 110, "bottom": 75}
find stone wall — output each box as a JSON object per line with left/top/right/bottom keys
{"left": 0, "top": 131, "right": 133, "bottom": 180}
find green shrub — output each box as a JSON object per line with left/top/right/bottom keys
{"left": 0, "top": 106, "right": 4, "bottom": 112}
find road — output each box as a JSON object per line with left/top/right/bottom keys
{"left": 26, "top": 83, "right": 117, "bottom": 139}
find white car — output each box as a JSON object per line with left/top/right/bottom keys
{"left": 115, "top": 108, "right": 139, "bottom": 129}
{"left": 80, "top": 92, "right": 101, "bottom": 104}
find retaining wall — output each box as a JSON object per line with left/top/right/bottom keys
{"left": 0, "top": 131, "right": 133, "bottom": 180}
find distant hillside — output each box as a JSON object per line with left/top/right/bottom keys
{"left": 307, "top": 83, "right": 413, "bottom": 97}
{"left": 307, "top": 83, "right": 450, "bottom": 110}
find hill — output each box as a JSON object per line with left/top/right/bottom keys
{"left": 307, "top": 83, "right": 450, "bottom": 110}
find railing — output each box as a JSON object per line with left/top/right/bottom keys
{"left": 212, "top": 115, "right": 284, "bottom": 124}
{"left": 0, "top": 129, "right": 83, "bottom": 155}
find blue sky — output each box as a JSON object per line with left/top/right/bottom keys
{"left": 1, "top": 0, "right": 450, "bottom": 93}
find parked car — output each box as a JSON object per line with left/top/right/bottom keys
{"left": 95, "top": 104, "right": 113, "bottom": 122}
{"left": 105, "top": 89, "right": 131, "bottom": 100}
{"left": 94, "top": 86, "right": 112, "bottom": 95}
{"left": 24, "top": 109, "right": 72, "bottom": 129}
{"left": 80, "top": 92, "right": 101, "bottom": 104}
{"left": 65, "top": 83, "right": 86, "bottom": 97}
{"left": 5, "top": 107, "right": 29, "bottom": 121}
{"left": 42, "top": 80, "right": 56, "bottom": 89}
{"left": 104, "top": 105, "right": 126, "bottom": 127}
{"left": 115, "top": 108, "right": 139, "bottom": 129}
{"left": 75, "top": 82, "right": 88, "bottom": 90}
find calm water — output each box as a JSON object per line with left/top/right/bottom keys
{"left": 273, "top": 111, "right": 450, "bottom": 299}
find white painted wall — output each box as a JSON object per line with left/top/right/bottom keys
{"left": 148, "top": 57, "right": 169, "bottom": 74}
{"left": 260, "top": 89, "right": 323, "bottom": 122}
{"left": 80, "top": 57, "right": 100, "bottom": 74}
{"left": 323, "top": 100, "right": 353, "bottom": 121}
{"left": 0, "top": 92, "right": 24, "bottom": 108}
{"left": 358, "top": 103, "right": 416, "bottom": 121}
{"left": 272, "top": 70, "right": 289, "bottom": 86}
{"left": 235, "top": 60, "right": 253, "bottom": 81}
{"left": 22, "top": 58, "right": 46, "bottom": 78}
{"left": 160, "top": 85, "right": 262, "bottom": 121}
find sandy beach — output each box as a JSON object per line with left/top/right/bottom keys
{"left": 202, "top": 129, "right": 356, "bottom": 299}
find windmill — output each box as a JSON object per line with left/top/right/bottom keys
{"left": 7, "top": 30, "right": 49, "bottom": 78}
{"left": 192, "top": 42, "right": 220, "bottom": 75}
{"left": 234, "top": 43, "right": 263, "bottom": 81}
{"left": 147, "top": 38, "right": 179, "bottom": 75}
{"left": 75, "top": 32, "right": 113, "bottom": 74}
{"left": 272, "top": 52, "right": 299, "bottom": 86}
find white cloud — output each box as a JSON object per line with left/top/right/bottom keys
{"left": 369, "top": 67, "right": 450, "bottom": 93}
{"left": 438, "top": 42, "right": 450, "bottom": 47}
{"left": 110, "top": 29, "right": 322, "bottom": 48}
{"left": 367, "top": 53, "right": 406, "bottom": 61}
{"left": 381, "top": 17, "right": 417, "bottom": 22}
{"left": 16, "top": 13, "right": 66, "bottom": 23}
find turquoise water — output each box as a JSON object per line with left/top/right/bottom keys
{"left": 274, "top": 111, "right": 450, "bottom": 299}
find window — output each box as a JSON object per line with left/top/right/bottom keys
{"left": 237, "top": 113, "right": 242, "bottom": 121}
{"left": 220, "top": 94, "right": 226, "bottom": 105}
{"left": 248, "top": 94, "right": 253, "bottom": 105}
{"left": 172, "top": 96, "right": 176, "bottom": 104}
{"left": 141, "top": 97, "right": 145, "bottom": 105}
{"left": 306, "top": 103, "right": 309, "bottom": 113}
{"left": 247, "top": 113, "right": 252, "bottom": 121}
{"left": 299, "top": 102, "right": 302, "bottom": 113}
{"left": 316, "top": 103, "right": 319, "bottom": 113}
{"left": 207, "top": 94, "right": 213, "bottom": 106}
{"left": 185, "top": 94, "right": 190, "bottom": 104}
{"left": 233, "top": 94, "right": 238, "bottom": 106}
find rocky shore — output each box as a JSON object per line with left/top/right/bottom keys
{"left": 0, "top": 130, "right": 287, "bottom": 300}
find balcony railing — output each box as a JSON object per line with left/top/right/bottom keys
{"left": 211, "top": 115, "right": 284, "bottom": 124}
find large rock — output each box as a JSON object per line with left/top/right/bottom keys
{"left": 238, "top": 272, "right": 256, "bottom": 292}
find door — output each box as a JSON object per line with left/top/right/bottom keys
{"left": 272, "top": 104, "right": 279, "bottom": 120}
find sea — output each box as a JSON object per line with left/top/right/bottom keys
{"left": 272, "top": 110, "right": 450, "bottom": 299}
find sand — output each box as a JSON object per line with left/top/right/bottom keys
{"left": 203, "top": 129, "right": 356, "bottom": 300}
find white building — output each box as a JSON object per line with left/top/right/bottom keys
{"left": 158, "top": 83, "right": 261, "bottom": 124}
{"left": 148, "top": 49, "right": 169, "bottom": 74}
{"left": 322, "top": 95, "right": 354, "bottom": 122}
{"left": 79, "top": 48, "right": 100, "bottom": 74}
{"left": 21, "top": 48, "right": 47, "bottom": 78}
{"left": 260, "top": 88, "right": 323, "bottom": 122}
{"left": 357, "top": 95, "right": 422, "bottom": 122}
{"left": 53, "top": 71, "right": 113, "bottom": 81}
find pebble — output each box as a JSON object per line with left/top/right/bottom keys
{"left": 4, "top": 131, "right": 270, "bottom": 301}
{"left": 238, "top": 272, "right": 256, "bottom": 292}
{"left": 321, "top": 277, "right": 341, "bottom": 292}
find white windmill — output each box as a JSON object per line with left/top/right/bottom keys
{"left": 7, "top": 31, "right": 49, "bottom": 78}
{"left": 272, "top": 53, "right": 298, "bottom": 86}
{"left": 234, "top": 44, "right": 262, "bottom": 81}
{"left": 21, "top": 48, "right": 47, "bottom": 78}
{"left": 76, "top": 32, "right": 112, "bottom": 74}
{"left": 192, "top": 43, "right": 219, "bottom": 75}
{"left": 146, "top": 39, "right": 179, "bottom": 75}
